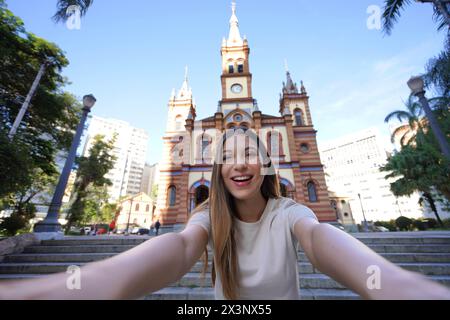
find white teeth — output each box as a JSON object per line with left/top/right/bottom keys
{"left": 232, "top": 176, "right": 252, "bottom": 181}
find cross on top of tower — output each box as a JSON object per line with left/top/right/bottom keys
{"left": 177, "top": 66, "right": 192, "bottom": 99}
{"left": 227, "top": 1, "right": 243, "bottom": 46}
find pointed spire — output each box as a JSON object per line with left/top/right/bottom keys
{"left": 178, "top": 66, "right": 192, "bottom": 99}
{"left": 227, "top": 1, "right": 243, "bottom": 46}
{"left": 187, "top": 109, "right": 194, "bottom": 120}
{"left": 253, "top": 99, "right": 260, "bottom": 112}
{"left": 282, "top": 61, "right": 299, "bottom": 94}
{"left": 300, "top": 80, "right": 307, "bottom": 94}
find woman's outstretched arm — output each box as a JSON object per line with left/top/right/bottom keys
{"left": 0, "top": 225, "right": 208, "bottom": 300}
{"left": 294, "top": 218, "right": 450, "bottom": 300}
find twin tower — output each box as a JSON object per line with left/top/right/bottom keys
{"left": 155, "top": 2, "right": 335, "bottom": 228}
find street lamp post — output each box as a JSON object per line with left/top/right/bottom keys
{"left": 125, "top": 198, "right": 133, "bottom": 235}
{"left": 396, "top": 199, "right": 403, "bottom": 217}
{"left": 8, "top": 61, "right": 49, "bottom": 139}
{"left": 358, "top": 193, "right": 369, "bottom": 232}
{"left": 34, "top": 94, "right": 97, "bottom": 233}
{"left": 407, "top": 76, "right": 450, "bottom": 161}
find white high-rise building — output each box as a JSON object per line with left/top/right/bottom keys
{"left": 140, "top": 163, "right": 159, "bottom": 197}
{"left": 83, "top": 116, "right": 149, "bottom": 201}
{"left": 318, "top": 128, "right": 425, "bottom": 224}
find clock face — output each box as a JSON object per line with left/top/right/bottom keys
{"left": 231, "top": 84, "right": 243, "bottom": 94}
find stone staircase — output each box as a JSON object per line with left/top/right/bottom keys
{"left": 1, "top": 232, "right": 450, "bottom": 300}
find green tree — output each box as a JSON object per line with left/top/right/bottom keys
{"left": 0, "top": 2, "right": 81, "bottom": 198}
{"left": 382, "top": 0, "right": 450, "bottom": 35}
{"left": 65, "top": 135, "right": 116, "bottom": 230}
{"left": 381, "top": 132, "right": 450, "bottom": 226}
{"left": 78, "top": 185, "right": 116, "bottom": 226}
{"left": 150, "top": 184, "right": 158, "bottom": 202}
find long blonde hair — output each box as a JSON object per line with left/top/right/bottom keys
{"left": 191, "top": 127, "right": 280, "bottom": 299}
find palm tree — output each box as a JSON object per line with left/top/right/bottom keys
{"left": 53, "top": 0, "right": 94, "bottom": 23}
{"left": 385, "top": 95, "right": 428, "bottom": 147}
{"left": 382, "top": 0, "right": 450, "bottom": 35}
{"left": 425, "top": 39, "right": 450, "bottom": 98}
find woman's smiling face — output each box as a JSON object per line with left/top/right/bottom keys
{"left": 221, "top": 133, "right": 264, "bottom": 201}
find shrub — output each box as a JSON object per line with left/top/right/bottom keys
{"left": 395, "top": 216, "right": 413, "bottom": 231}
{"left": 374, "top": 220, "right": 397, "bottom": 231}
{"left": 424, "top": 218, "right": 438, "bottom": 229}
{"left": 0, "top": 214, "right": 28, "bottom": 236}
{"left": 442, "top": 219, "right": 450, "bottom": 229}
{"left": 412, "top": 219, "right": 427, "bottom": 231}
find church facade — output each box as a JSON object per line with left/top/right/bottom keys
{"left": 155, "top": 3, "right": 336, "bottom": 227}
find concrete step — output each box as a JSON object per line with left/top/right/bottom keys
{"left": 4, "top": 253, "right": 116, "bottom": 263}
{"left": 188, "top": 261, "right": 450, "bottom": 276}
{"left": 144, "top": 287, "right": 214, "bottom": 300}
{"left": 6, "top": 250, "right": 450, "bottom": 265}
{"left": 23, "top": 245, "right": 135, "bottom": 254}
{"left": 40, "top": 237, "right": 151, "bottom": 246}
{"left": 299, "top": 274, "right": 450, "bottom": 289}
{"left": 143, "top": 287, "right": 360, "bottom": 300}
{"left": 365, "top": 244, "right": 450, "bottom": 253}
{"left": 2, "top": 261, "right": 449, "bottom": 276}
{"left": 0, "top": 261, "right": 313, "bottom": 275}
{"left": 39, "top": 234, "right": 450, "bottom": 245}
{"left": 299, "top": 288, "right": 360, "bottom": 300}
{"left": 354, "top": 237, "right": 450, "bottom": 245}
{"left": 1, "top": 272, "right": 448, "bottom": 292}
{"left": 299, "top": 252, "right": 450, "bottom": 263}
{"left": 20, "top": 243, "right": 450, "bottom": 255}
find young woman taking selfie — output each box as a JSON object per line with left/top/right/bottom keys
{"left": 1, "top": 127, "right": 449, "bottom": 300}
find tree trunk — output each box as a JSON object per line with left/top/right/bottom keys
{"left": 423, "top": 192, "right": 444, "bottom": 227}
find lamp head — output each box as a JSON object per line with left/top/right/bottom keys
{"left": 83, "top": 94, "right": 97, "bottom": 110}
{"left": 407, "top": 76, "right": 425, "bottom": 96}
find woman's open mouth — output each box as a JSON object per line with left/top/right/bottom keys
{"left": 231, "top": 175, "right": 254, "bottom": 187}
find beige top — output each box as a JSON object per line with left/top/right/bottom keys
{"left": 187, "top": 196, "right": 318, "bottom": 300}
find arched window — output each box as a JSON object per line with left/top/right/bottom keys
{"left": 267, "top": 131, "right": 284, "bottom": 158}
{"left": 300, "top": 143, "right": 310, "bottom": 153}
{"left": 168, "top": 186, "right": 176, "bottom": 207}
{"left": 146, "top": 204, "right": 150, "bottom": 212}
{"left": 197, "top": 133, "right": 212, "bottom": 163}
{"left": 307, "top": 181, "right": 318, "bottom": 202}
{"left": 135, "top": 203, "right": 140, "bottom": 211}
{"left": 294, "top": 109, "right": 303, "bottom": 126}
{"left": 279, "top": 178, "right": 295, "bottom": 199}
{"left": 175, "top": 115, "right": 182, "bottom": 131}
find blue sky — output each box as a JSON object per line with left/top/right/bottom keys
{"left": 7, "top": 0, "right": 447, "bottom": 164}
